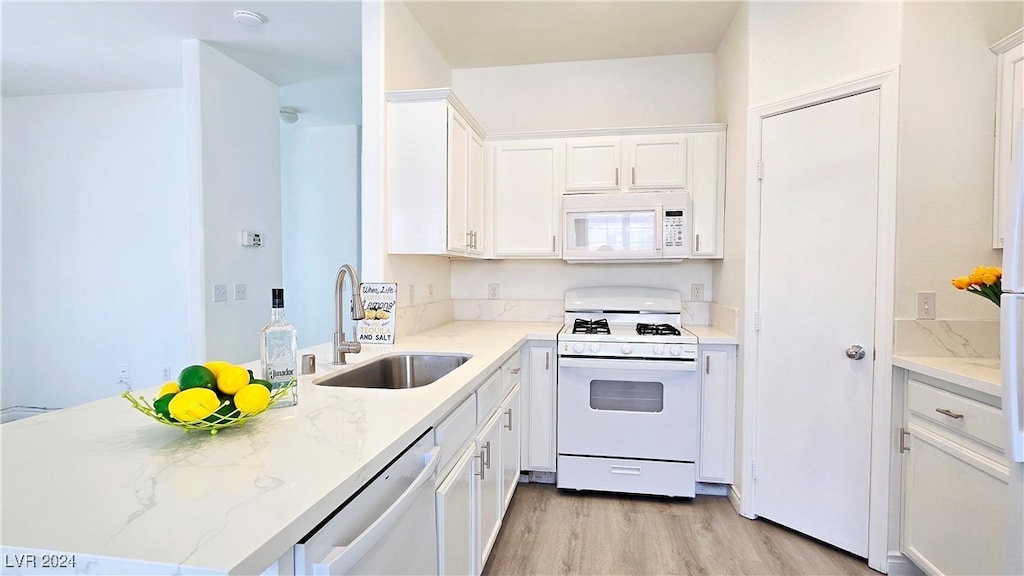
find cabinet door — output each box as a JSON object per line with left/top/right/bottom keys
{"left": 993, "top": 36, "right": 1023, "bottom": 248}
{"left": 521, "top": 344, "right": 556, "bottom": 472}
{"left": 565, "top": 138, "right": 621, "bottom": 192}
{"left": 492, "top": 140, "right": 563, "bottom": 257}
{"left": 626, "top": 135, "right": 687, "bottom": 189}
{"left": 689, "top": 131, "right": 726, "bottom": 258}
{"left": 447, "top": 106, "right": 470, "bottom": 254}
{"left": 476, "top": 410, "right": 503, "bottom": 572}
{"left": 902, "top": 423, "right": 1008, "bottom": 576}
{"left": 467, "top": 131, "right": 485, "bottom": 255}
{"left": 500, "top": 384, "right": 522, "bottom": 512}
{"left": 437, "top": 443, "right": 478, "bottom": 576}
{"left": 698, "top": 348, "right": 735, "bottom": 483}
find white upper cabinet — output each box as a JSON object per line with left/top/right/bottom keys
{"left": 626, "top": 134, "right": 688, "bottom": 189}
{"left": 565, "top": 138, "right": 621, "bottom": 191}
{"left": 689, "top": 131, "right": 727, "bottom": 259}
{"left": 491, "top": 139, "right": 564, "bottom": 258}
{"left": 387, "top": 89, "right": 486, "bottom": 257}
{"left": 991, "top": 28, "right": 1023, "bottom": 249}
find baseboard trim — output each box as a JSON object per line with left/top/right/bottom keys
{"left": 886, "top": 551, "right": 924, "bottom": 576}
{"left": 696, "top": 483, "right": 728, "bottom": 496}
{"left": 1, "top": 406, "right": 54, "bottom": 424}
{"left": 728, "top": 484, "right": 743, "bottom": 514}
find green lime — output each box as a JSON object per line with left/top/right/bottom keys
{"left": 251, "top": 379, "right": 273, "bottom": 392}
{"left": 178, "top": 365, "right": 216, "bottom": 390}
{"left": 153, "top": 393, "right": 177, "bottom": 421}
{"left": 204, "top": 398, "right": 238, "bottom": 424}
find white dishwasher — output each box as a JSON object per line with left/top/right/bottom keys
{"left": 294, "top": 430, "right": 439, "bottom": 575}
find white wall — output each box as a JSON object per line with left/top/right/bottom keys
{"left": 185, "top": 42, "right": 283, "bottom": 363}
{"left": 747, "top": 2, "right": 902, "bottom": 107}
{"left": 895, "top": 1, "right": 1023, "bottom": 320}
{"left": 712, "top": 3, "right": 750, "bottom": 504}
{"left": 281, "top": 125, "right": 361, "bottom": 347}
{"left": 452, "top": 54, "right": 716, "bottom": 134}
{"left": 2, "top": 88, "right": 189, "bottom": 408}
{"left": 384, "top": 1, "right": 452, "bottom": 92}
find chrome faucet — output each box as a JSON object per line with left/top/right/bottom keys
{"left": 333, "top": 264, "right": 365, "bottom": 365}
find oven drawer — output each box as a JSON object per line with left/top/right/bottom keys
{"left": 557, "top": 455, "right": 696, "bottom": 497}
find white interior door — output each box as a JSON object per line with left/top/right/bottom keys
{"left": 755, "top": 90, "right": 880, "bottom": 557}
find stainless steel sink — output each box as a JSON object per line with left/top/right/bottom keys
{"left": 314, "top": 353, "right": 472, "bottom": 389}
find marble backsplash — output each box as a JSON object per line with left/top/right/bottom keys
{"left": 894, "top": 319, "right": 1000, "bottom": 358}
{"left": 453, "top": 298, "right": 711, "bottom": 325}
{"left": 395, "top": 299, "right": 454, "bottom": 338}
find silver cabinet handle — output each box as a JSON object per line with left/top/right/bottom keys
{"left": 936, "top": 408, "right": 964, "bottom": 420}
{"left": 899, "top": 427, "right": 911, "bottom": 453}
{"left": 552, "top": 235, "right": 556, "bottom": 253}
{"left": 705, "top": 356, "right": 710, "bottom": 375}
{"left": 631, "top": 166, "right": 636, "bottom": 185}
{"left": 509, "top": 367, "right": 520, "bottom": 375}
{"left": 545, "top": 351, "right": 550, "bottom": 370}
{"left": 696, "top": 233, "right": 701, "bottom": 253}
{"left": 615, "top": 167, "right": 619, "bottom": 186}
{"left": 504, "top": 408, "right": 513, "bottom": 431}
{"left": 483, "top": 441, "right": 492, "bottom": 469}
{"left": 473, "top": 230, "right": 478, "bottom": 249}
{"left": 476, "top": 451, "right": 485, "bottom": 479}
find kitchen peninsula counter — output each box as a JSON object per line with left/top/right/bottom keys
{"left": 1, "top": 321, "right": 561, "bottom": 575}
{"left": 892, "top": 355, "right": 1001, "bottom": 399}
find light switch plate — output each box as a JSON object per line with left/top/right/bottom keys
{"left": 916, "top": 291, "right": 936, "bottom": 319}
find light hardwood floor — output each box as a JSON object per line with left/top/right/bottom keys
{"left": 483, "top": 483, "right": 878, "bottom": 576}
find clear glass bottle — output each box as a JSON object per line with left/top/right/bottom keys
{"left": 260, "top": 288, "right": 298, "bottom": 407}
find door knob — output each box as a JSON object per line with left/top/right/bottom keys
{"left": 845, "top": 345, "right": 866, "bottom": 360}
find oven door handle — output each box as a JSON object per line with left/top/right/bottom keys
{"left": 558, "top": 357, "right": 695, "bottom": 371}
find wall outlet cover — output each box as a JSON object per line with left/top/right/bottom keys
{"left": 691, "top": 283, "right": 705, "bottom": 302}
{"left": 213, "top": 284, "right": 228, "bottom": 303}
{"left": 488, "top": 283, "right": 500, "bottom": 299}
{"left": 234, "top": 283, "right": 247, "bottom": 301}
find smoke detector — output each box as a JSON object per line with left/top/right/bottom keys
{"left": 233, "top": 10, "right": 267, "bottom": 27}
{"left": 279, "top": 107, "right": 299, "bottom": 124}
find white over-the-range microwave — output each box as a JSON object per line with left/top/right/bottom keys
{"left": 563, "top": 191, "right": 690, "bottom": 263}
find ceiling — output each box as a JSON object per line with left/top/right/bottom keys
{"left": 404, "top": 1, "right": 741, "bottom": 69}
{"left": 1, "top": 2, "right": 361, "bottom": 124}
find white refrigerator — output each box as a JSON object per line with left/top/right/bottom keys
{"left": 1001, "top": 119, "right": 1024, "bottom": 576}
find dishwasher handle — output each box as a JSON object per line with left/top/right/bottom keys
{"left": 312, "top": 446, "right": 441, "bottom": 575}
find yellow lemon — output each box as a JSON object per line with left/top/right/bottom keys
{"left": 203, "top": 360, "right": 233, "bottom": 378}
{"left": 216, "top": 365, "right": 251, "bottom": 395}
{"left": 168, "top": 388, "right": 220, "bottom": 422}
{"left": 234, "top": 384, "right": 271, "bottom": 414}
{"left": 158, "top": 381, "right": 180, "bottom": 397}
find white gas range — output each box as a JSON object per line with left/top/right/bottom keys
{"left": 556, "top": 287, "right": 701, "bottom": 498}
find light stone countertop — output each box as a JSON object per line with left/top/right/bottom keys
{"left": 685, "top": 325, "right": 738, "bottom": 345}
{"left": 892, "top": 355, "right": 1002, "bottom": 399}
{"left": 0, "top": 321, "right": 561, "bottom": 575}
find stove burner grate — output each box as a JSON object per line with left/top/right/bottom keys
{"left": 636, "top": 323, "right": 682, "bottom": 336}
{"left": 573, "top": 318, "right": 610, "bottom": 335}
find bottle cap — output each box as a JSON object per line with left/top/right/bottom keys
{"left": 272, "top": 288, "right": 284, "bottom": 308}
{"left": 301, "top": 354, "right": 316, "bottom": 374}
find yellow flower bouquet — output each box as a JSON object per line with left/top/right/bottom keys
{"left": 951, "top": 266, "right": 1003, "bottom": 307}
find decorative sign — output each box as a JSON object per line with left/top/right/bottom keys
{"left": 357, "top": 283, "right": 397, "bottom": 344}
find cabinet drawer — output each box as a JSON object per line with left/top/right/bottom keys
{"left": 557, "top": 455, "right": 695, "bottom": 498}
{"left": 435, "top": 396, "right": 476, "bottom": 477}
{"left": 908, "top": 380, "right": 1003, "bottom": 451}
{"left": 501, "top": 351, "right": 522, "bottom": 397}
{"left": 476, "top": 371, "right": 502, "bottom": 422}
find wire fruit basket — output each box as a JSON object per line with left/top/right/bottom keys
{"left": 122, "top": 379, "right": 296, "bottom": 435}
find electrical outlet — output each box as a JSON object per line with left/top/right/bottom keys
{"left": 488, "top": 284, "right": 500, "bottom": 299}
{"left": 428, "top": 284, "right": 435, "bottom": 300}
{"left": 917, "top": 291, "right": 936, "bottom": 319}
{"left": 213, "top": 284, "right": 228, "bottom": 303}
{"left": 691, "top": 283, "right": 705, "bottom": 302}
{"left": 161, "top": 366, "right": 171, "bottom": 380}
{"left": 234, "top": 283, "right": 247, "bottom": 301}
{"left": 409, "top": 284, "right": 416, "bottom": 306}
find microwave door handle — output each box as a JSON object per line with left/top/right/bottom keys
{"left": 654, "top": 208, "right": 664, "bottom": 256}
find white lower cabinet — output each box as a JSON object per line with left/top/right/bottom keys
{"left": 698, "top": 346, "right": 736, "bottom": 483}
{"left": 436, "top": 443, "right": 478, "bottom": 576}
{"left": 500, "top": 384, "right": 522, "bottom": 511}
{"left": 521, "top": 342, "right": 557, "bottom": 472}
{"left": 476, "top": 409, "right": 503, "bottom": 571}
{"left": 900, "top": 375, "right": 1009, "bottom": 576}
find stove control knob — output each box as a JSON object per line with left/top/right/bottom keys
{"left": 653, "top": 344, "right": 666, "bottom": 355}
{"left": 669, "top": 345, "right": 682, "bottom": 357}
{"left": 589, "top": 343, "right": 601, "bottom": 353}
{"left": 573, "top": 343, "right": 585, "bottom": 354}
{"left": 622, "top": 344, "right": 633, "bottom": 355}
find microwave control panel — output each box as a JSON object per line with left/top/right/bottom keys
{"left": 663, "top": 208, "right": 689, "bottom": 255}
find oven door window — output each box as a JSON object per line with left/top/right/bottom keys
{"left": 589, "top": 379, "right": 664, "bottom": 413}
